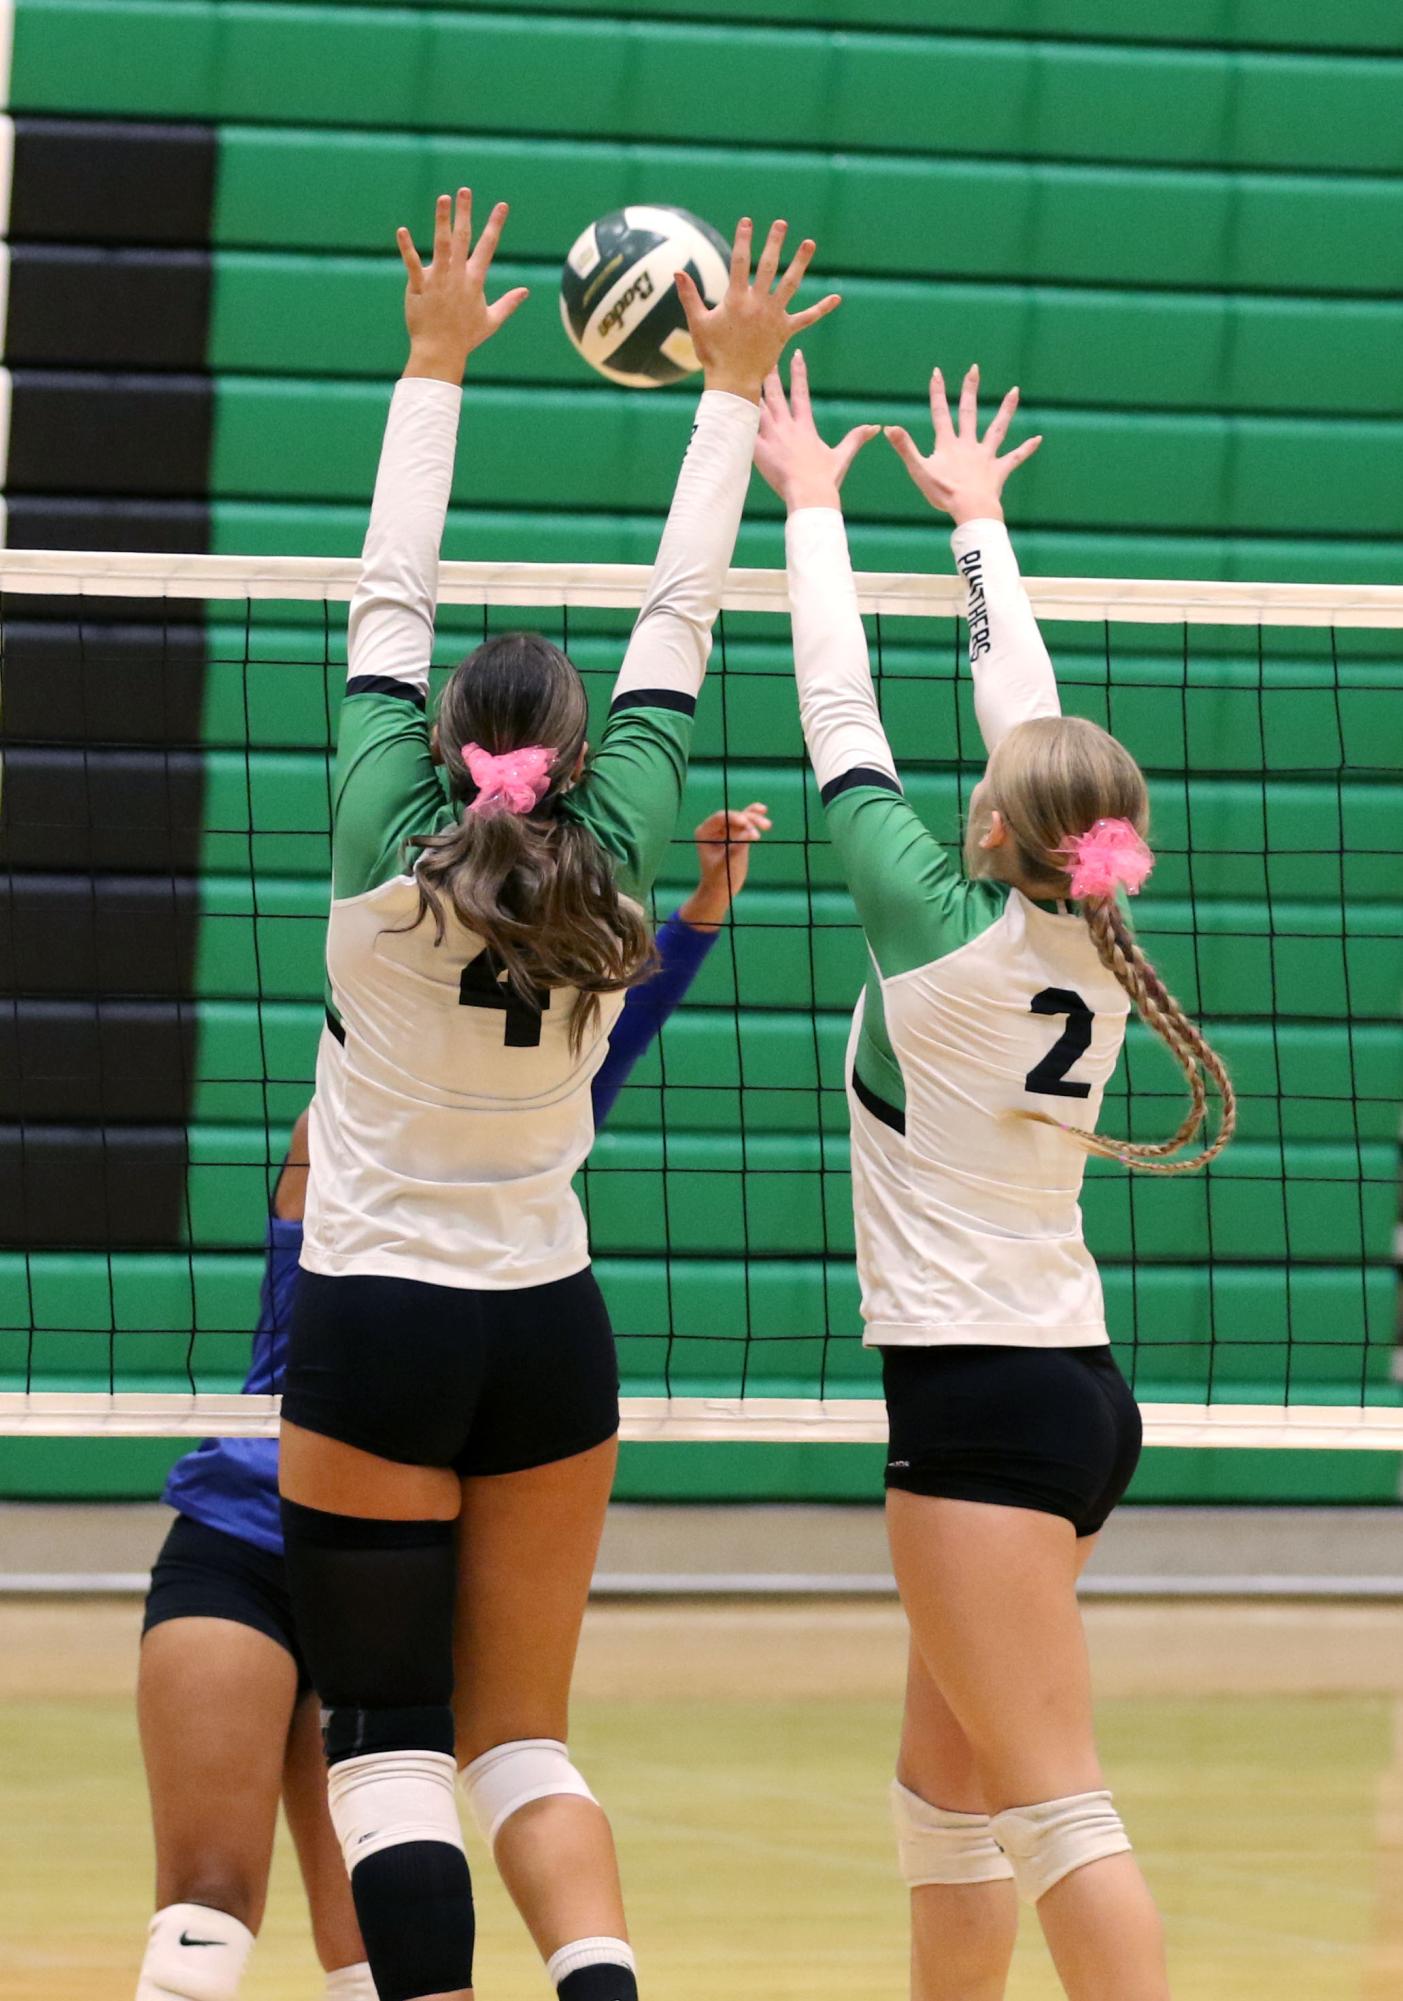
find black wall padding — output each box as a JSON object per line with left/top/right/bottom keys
{"left": 0, "top": 1124, "right": 192, "bottom": 1248}
{"left": 1, "top": 874, "right": 201, "bottom": 996}
{"left": 0, "top": 622, "right": 206, "bottom": 743}
{"left": 10, "top": 120, "right": 217, "bottom": 245}
{"left": 5, "top": 118, "right": 217, "bottom": 1262}
{"left": 7, "top": 372, "right": 213, "bottom": 495}
{"left": 7, "top": 247, "right": 211, "bottom": 369}
{"left": 4, "top": 498, "right": 211, "bottom": 551}
{"left": 0, "top": 750, "right": 205, "bottom": 871}
{"left": 0, "top": 1001, "right": 196, "bottom": 1122}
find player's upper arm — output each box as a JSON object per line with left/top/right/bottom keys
{"left": 333, "top": 688, "right": 453, "bottom": 899}
{"left": 822, "top": 779, "right": 1002, "bottom": 979}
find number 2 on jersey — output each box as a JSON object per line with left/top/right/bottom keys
{"left": 1024, "top": 987, "right": 1093, "bottom": 1099}
{"left": 459, "top": 950, "right": 550, "bottom": 1049}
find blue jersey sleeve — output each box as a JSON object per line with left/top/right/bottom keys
{"left": 161, "top": 1216, "right": 304, "bottom": 1558}
{"left": 591, "top": 911, "right": 717, "bottom": 1127}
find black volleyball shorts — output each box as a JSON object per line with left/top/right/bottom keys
{"left": 881, "top": 1342, "right": 1143, "bottom": 1537}
{"left": 281, "top": 1263, "right": 621, "bottom": 1476}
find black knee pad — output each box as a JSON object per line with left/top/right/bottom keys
{"left": 324, "top": 1702, "right": 455, "bottom": 1766}
{"left": 280, "top": 1498, "right": 455, "bottom": 1718}
{"left": 351, "top": 1839, "right": 475, "bottom": 2001}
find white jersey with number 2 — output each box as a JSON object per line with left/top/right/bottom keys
{"left": 786, "top": 510, "right": 1130, "bottom": 1349}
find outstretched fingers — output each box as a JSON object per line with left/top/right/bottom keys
{"left": 929, "top": 367, "right": 955, "bottom": 447}
{"left": 396, "top": 227, "right": 425, "bottom": 290}
{"left": 997, "top": 433, "right": 1043, "bottom": 479}
{"left": 674, "top": 266, "right": 707, "bottom": 334}
{"left": 884, "top": 425, "right": 928, "bottom": 478}
{"left": 788, "top": 347, "right": 812, "bottom": 419}
{"left": 727, "top": 217, "right": 754, "bottom": 295}
{"left": 774, "top": 236, "right": 816, "bottom": 306}
{"left": 984, "top": 384, "right": 1020, "bottom": 454}
{"left": 487, "top": 285, "right": 531, "bottom": 331}
{"left": 432, "top": 191, "right": 453, "bottom": 268}
{"left": 450, "top": 187, "right": 472, "bottom": 266}
{"left": 761, "top": 369, "right": 788, "bottom": 423}
{"left": 833, "top": 422, "right": 881, "bottom": 482}
{"left": 467, "top": 199, "right": 510, "bottom": 279}
{"left": 787, "top": 291, "right": 842, "bottom": 334}
{"left": 754, "top": 218, "right": 788, "bottom": 292}
{"left": 957, "top": 362, "right": 980, "bottom": 440}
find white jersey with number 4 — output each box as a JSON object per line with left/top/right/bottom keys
{"left": 787, "top": 509, "right": 1130, "bottom": 1349}
{"left": 301, "top": 377, "right": 760, "bottom": 1291}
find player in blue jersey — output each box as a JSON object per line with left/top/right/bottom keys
{"left": 133, "top": 800, "right": 769, "bottom": 2001}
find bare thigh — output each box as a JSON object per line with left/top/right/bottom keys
{"left": 282, "top": 1690, "right": 366, "bottom": 1976}
{"left": 897, "top": 1530, "right": 1103, "bottom": 1813}
{"left": 888, "top": 1494, "right": 1104, "bottom": 1811}
{"left": 138, "top": 1616, "right": 298, "bottom": 1931}
{"left": 452, "top": 1436, "right": 617, "bottom": 1758}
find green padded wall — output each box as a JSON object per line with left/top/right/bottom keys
{"left": 4, "top": 2, "right": 1401, "bottom": 1502}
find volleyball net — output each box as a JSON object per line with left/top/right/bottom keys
{"left": 1, "top": 552, "right": 1400, "bottom": 1450}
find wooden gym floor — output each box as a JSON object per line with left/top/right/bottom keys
{"left": 3, "top": 1596, "right": 1403, "bottom": 1999}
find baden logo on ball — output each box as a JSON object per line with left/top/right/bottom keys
{"left": 559, "top": 205, "right": 731, "bottom": 387}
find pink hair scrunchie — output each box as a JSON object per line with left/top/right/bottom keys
{"left": 1062, "top": 817, "right": 1155, "bottom": 899}
{"left": 461, "top": 742, "right": 555, "bottom": 820}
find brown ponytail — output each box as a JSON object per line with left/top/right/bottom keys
{"left": 974, "top": 716, "right": 1235, "bottom": 1174}
{"left": 405, "top": 631, "right": 655, "bottom": 1052}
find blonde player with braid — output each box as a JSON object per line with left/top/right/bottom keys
{"left": 755, "top": 354, "right": 1234, "bottom": 2001}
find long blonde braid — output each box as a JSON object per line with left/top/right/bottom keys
{"left": 1042, "top": 896, "right": 1237, "bottom": 1175}
{"left": 977, "top": 717, "right": 1235, "bottom": 1176}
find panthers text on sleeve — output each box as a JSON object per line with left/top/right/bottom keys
{"left": 302, "top": 378, "right": 759, "bottom": 1290}
{"left": 787, "top": 506, "right": 1129, "bottom": 1349}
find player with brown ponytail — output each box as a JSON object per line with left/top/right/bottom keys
{"left": 757, "top": 353, "right": 1227, "bottom": 2001}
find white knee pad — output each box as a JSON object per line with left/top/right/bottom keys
{"left": 990, "top": 1790, "right": 1132, "bottom": 1904}
{"left": 890, "top": 1780, "right": 1014, "bottom": 1887}
{"left": 136, "top": 1903, "right": 255, "bottom": 2000}
{"left": 460, "top": 1737, "right": 598, "bottom": 1846}
{"left": 326, "top": 1748, "right": 465, "bottom": 1875}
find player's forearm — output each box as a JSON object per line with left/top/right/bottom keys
{"left": 346, "top": 376, "right": 462, "bottom": 696}
{"left": 949, "top": 517, "right": 1059, "bottom": 751}
{"left": 786, "top": 507, "right": 899, "bottom": 797}
{"left": 611, "top": 390, "right": 761, "bottom": 708}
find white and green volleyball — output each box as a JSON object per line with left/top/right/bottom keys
{"left": 559, "top": 205, "right": 731, "bottom": 387}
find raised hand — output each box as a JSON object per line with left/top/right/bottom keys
{"left": 398, "top": 189, "right": 530, "bottom": 385}
{"left": 885, "top": 365, "right": 1042, "bottom": 525}
{"left": 680, "top": 802, "right": 773, "bottom": 930}
{"left": 754, "top": 352, "right": 880, "bottom": 511}
{"left": 674, "top": 218, "right": 841, "bottom": 404}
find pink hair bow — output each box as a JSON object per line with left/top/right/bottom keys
{"left": 1062, "top": 817, "right": 1155, "bottom": 899}
{"left": 461, "top": 741, "right": 555, "bottom": 819}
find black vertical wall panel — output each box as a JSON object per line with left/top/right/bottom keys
{"left": 2, "top": 118, "right": 217, "bottom": 1247}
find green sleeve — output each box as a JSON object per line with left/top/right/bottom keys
{"left": 563, "top": 700, "right": 693, "bottom": 906}
{"left": 332, "top": 688, "right": 454, "bottom": 900}
{"left": 824, "top": 779, "right": 1007, "bottom": 979}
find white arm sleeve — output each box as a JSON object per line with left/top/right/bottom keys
{"left": 611, "top": 389, "right": 761, "bottom": 707}
{"left": 345, "top": 375, "right": 462, "bottom": 697}
{"left": 786, "top": 506, "right": 899, "bottom": 796}
{"left": 950, "top": 516, "right": 1061, "bottom": 751}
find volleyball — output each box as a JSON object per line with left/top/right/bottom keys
{"left": 559, "top": 204, "right": 731, "bottom": 387}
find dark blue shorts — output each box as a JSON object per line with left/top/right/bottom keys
{"left": 143, "top": 1512, "right": 312, "bottom": 1694}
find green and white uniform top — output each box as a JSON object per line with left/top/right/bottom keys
{"left": 302, "top": 376, "right": 760, "bottom": 1291}
{"left": 786, "top": 508, "right": 1130, "bottom": 1350}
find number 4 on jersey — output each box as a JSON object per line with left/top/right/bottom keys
{"left": 1024, "top": 987, "right": 1093, "bottom": 1099}
{"left": 459, "top": 950, "right": 551, "bottom": 1049}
